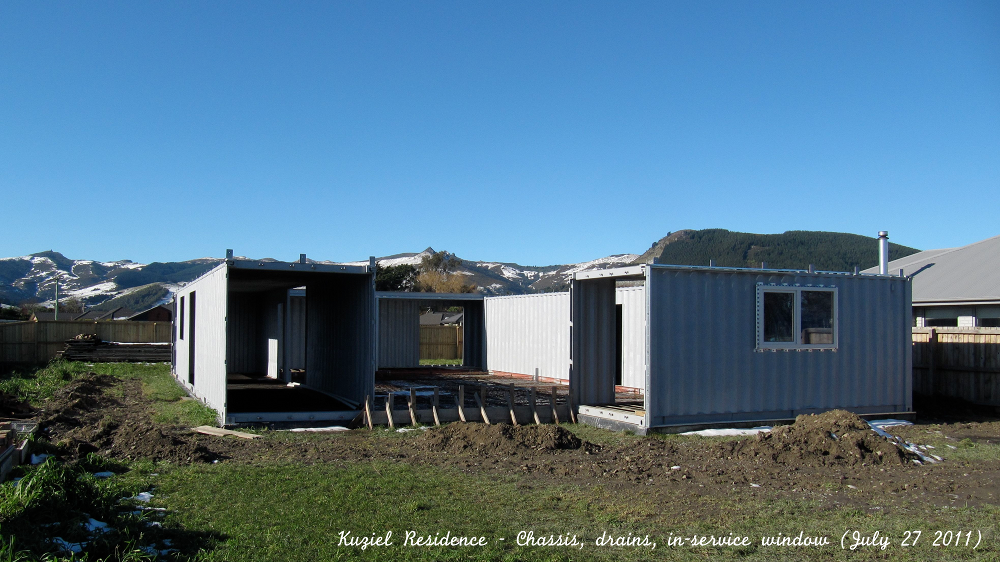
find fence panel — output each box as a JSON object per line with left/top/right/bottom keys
{"left": 420, "top": 325, "right": 463, "bottom": 360}
{"left": 913, "top": 327, "right": 1000, "bottom": 407}
{"left": 0, "top": 321, "right": 172, "bottom": 365}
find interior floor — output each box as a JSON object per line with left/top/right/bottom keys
{"left": 226, "top": 373, "right": 352, "bottom": 413}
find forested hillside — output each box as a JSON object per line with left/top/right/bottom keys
{"left": 634, "top": 229, "right": 920, "bottom": 271}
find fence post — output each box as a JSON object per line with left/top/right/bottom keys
{"left": 928, "top": 328, "right": 937, "bottom": 394}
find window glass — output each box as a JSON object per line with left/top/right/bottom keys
{"left": 800, "top": 290, "right": 834, "bottom": 344}
{"left": 763, "top": 292, "right": 794, "bottom": 342}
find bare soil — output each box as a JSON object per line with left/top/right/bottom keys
{"left": 35, "top": 374, "right": 1000, "bottom": 516}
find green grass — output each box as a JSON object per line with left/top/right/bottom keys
{"left": 0, "top": 457, "right": 157, "bottom": 562}
{"left": 3, "top": 362, "right": 998, "bottom": 561}
{"left": 418, "top": 359, "right": 463, "bottom": 366}
{"left": 141, "top": 455, "right": 999, "bottom": 562}
{"left": 890, "top": 426, "right": 1000, "bottom": 464}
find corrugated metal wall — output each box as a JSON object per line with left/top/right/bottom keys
{"left": 225, "top": 291, "right": 264, "bottom": 374}
{"left": 644, "top": 267, "right": 912, "bottom": 427}
{"left": 485, "top": 293, "right": 570, "bottom": 382}
{"left": 570, "top": 278, "right": 618, "bottom": 406}
{"left": 287, "top": 294, "right": 307, "bottom": 370}
{"left": 173, "top": 264, "right": 228, "bottom": 423}
{"left": 378, "top": 298, "right": 420, "bottom": 368}
{"left": 616, "top": 286, "right": 646, "bottom": 389}
{"left": 306, "top": 274, "right": 375, "bottom": 404}
{"left": 227, "top": 289, "right": 306, "bottom": 376}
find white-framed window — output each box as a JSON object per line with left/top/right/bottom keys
{"left": 756, "top": 284, "right": 838, "bottom": 350}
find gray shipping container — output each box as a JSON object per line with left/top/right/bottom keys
{"left": 484, "top": 289, "right": 646, "bottom": 389}
{"left": 572, "top": 264, "right": 912, "bottom": 433}
{"left": 173, "top": 258, "right": 376, "bottom": 425}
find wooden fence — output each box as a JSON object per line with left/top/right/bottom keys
{"left": 420, "top": 325, "right": 463, "bottom": 361}
{"left": 0, "top": 321, "right": 172, "bottom": 366}
{"left": 912, "top": 327, "right": 1000, "bottom": 407}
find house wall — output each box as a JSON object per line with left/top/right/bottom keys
{"left": 914, "top": 305, "right": 1000, "bottom": 328}
{"left": 172, "top": 264, "right": 228, "bottom": 423}
{"left": 485, "top": 293, "right": 571, "bottom": 382}
{"left": 644, "top": 267, "right": 912, "bottom": 427}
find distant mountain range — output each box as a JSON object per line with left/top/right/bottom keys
{"left": 0, "top": 230, "right": 920, "bottom": 314}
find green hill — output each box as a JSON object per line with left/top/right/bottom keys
{"left": 92, "top": 283, "right": 170, "bottom": 312}
{"left": 634, "top": 229, "right": 920, "bottom": 272}
{"left": 113, "top": 261, "right": 217, "bottom": 290}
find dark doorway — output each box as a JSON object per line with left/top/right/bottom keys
{"left": 188, "top": 291, "right": 196, "bottom": 385}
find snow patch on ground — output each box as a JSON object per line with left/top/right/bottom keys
{"left": 681, "top": 427, "right": 772, "bottom": 437}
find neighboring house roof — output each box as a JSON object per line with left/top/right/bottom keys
{"left": 127, "top": 305, "right": 172, "bottom": 321}
{"left": 863, "top": 234, "right": 1000, "bottom": 306}
{"left": 419, "top": 311, "right": 465, "bottom": 325}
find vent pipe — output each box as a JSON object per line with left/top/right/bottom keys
{"left": 878, "top": 231, "right": 889, "bottom": 274}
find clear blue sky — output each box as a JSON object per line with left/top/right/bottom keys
{"left": 2, "top": 1, "right": 997, "bottom": 266}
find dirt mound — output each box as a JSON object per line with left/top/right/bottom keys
{"left": 415, "top": 424, "right": 584, "bottom": 455}
{"left": 40, "top": 373, "right": 215, "bottom": 463}
{"left": 41, "top": 373, "right": 119, "bottom": 426}
{"left": 0, "top": 391, "right": 35, "bottom": 418}
{"left": 106, "top": 421, "right": 215, "bottom": 463}
{"left": 722, "top": 410, "right": 919, "bottom": 467}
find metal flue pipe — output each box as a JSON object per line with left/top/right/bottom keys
{"left": 878, "top": 231, "right": 889, "bottom": 274}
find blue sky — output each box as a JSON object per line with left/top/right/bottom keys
{"left": 2, "top": 1, "right": 997, "bottom": 265}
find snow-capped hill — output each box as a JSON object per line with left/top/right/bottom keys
{"left": 0, "top": 251, "right": 219, "bottom": 310}
{"left": 0, "top": 247, "right": 639, "bottom": 307}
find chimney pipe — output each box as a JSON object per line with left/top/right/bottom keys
{"left": 878, "top": 231, "right": 889, "bottom": 274}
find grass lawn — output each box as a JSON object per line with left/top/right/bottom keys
{"left": 1, "top": 362, "right": 998, "bottom": 561}
{"left": 148, "top": 457, "right": 998, "bottom": 562}
{"left": 418, "top": 358, "right": 463, "bottom": 366}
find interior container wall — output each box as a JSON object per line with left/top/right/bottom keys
{"left": 570, "top": 278, "right": 617, "bottom": 406}
{"left": 306, "top": 274, "right": 376, "bottom": 403}
{"left": 377, "top": 298, "right": 421, "bottom": 368}
{"left": 616, "top": 286, "right": 646, "bottom": 390}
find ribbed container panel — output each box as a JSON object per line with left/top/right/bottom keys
{"left": 485, "top": 293, "right": 570, "bottom": 381}
{"left": 645, "top": 267, "right": 911, "bottom": 426}
{"left": 377, "top": 298, "right": 420, "bottom": 368}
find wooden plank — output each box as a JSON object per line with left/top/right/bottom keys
{"left": 386, "top": 392, "right": 395, "bottom": 429}
{"left": 475, "top": 391, "right": 491, "bottom": 425}
{"left": 567, "top": 388, "right": 577, "bottom": 424}
{"left": 432, "top": 387, "right": 441, "bottom": 426}
{"left": 551, "top": 387, "right": 560, "bottom": 425}
{"left": 364, "top": 395, "right": 373, "bottom": 430}
{"left": 530, "top": 387, "right": 541, "bottom": 425}
{"left": 409, "top": 388, "right": 418, "bottom": 426}
{"left": 458, "top": 385, "right": 467, "bottom": 422}
{"left": 507, "top": 386, "right": 518, "bottom": 425}
{"left": 193, "top": 426, "right": 260, "bottom": 439}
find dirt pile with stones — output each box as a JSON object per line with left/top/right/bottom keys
{"left": 414, "top": 423, "right": 586, "bottom": 455}
{"left": 40, "top": 373, "right": 215, "bottom": 463}
{"left": 720, "top": 410, "right": 919, "bottom": 467}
